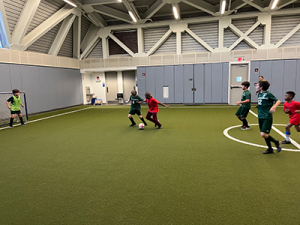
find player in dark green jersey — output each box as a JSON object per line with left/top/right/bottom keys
{"left": 6, "top": 89, "right": 25, "bottom": 128}
{"left": 236, "top": 81, "right": 251, "bottom": 130}
{"left": 256, "top": 81, "right": 282, "bottom": 154}
{"left": 125, "top": 90, "right": 147, "bottom": 127}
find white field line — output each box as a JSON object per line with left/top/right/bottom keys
{"left": 249, "top": 110, "right": 300, "bottom": 149}
{"left": 0, "top": 107, "right": 93, "bottom": 131}
{"left": 223, "top": 124, "right": 300, "bottom": 152}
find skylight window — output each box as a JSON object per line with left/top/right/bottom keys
{"left": 0, "top": 11, "right": 9, "bottom": 48}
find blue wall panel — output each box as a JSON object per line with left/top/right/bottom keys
{"left": 155, "top": 66, "right": 164, "bottom": 102}
{"left": 183, "top": 64, "right": 193, "bottom": 104}
{"left": 270, "top": 60, "right": 284, "bottom": 102}
{"left": 137, "top": 67, "right": 146, "bottom": 96}
{"left": 211, "top": 63, "right": 223, "bottom": 103}
{"left": 20, "top": 65, "right": 34, "bottom": 114}
{"left": 174, "top": 65, "right": 183, "bottom": 103}
{"left": 250, "top": 61, "right": 260, "bottom": 100}
{"left": 283, "top": 60, "right": 297, "bottom": 95}
{"left": 0, "top": 64, "right": 11, "bottom": 92}
{"left": 204, "top": 64, "right": 212, "bottom": 103}
{"left": 222, "top": 63, "right": 229, "bottom": 103}
{"left": 296, "top": 60, "right": 300, "bottom": 102}
{"left": 145, "top": 67, "right": 155, "bottom": 96}
{"left": 164, "top": 66, "right": 175, "bottom": 103}
{"left": 10, "top": 64, "right": 22, "bottom": 91}
{"left": 194, "top": 64, "right": 204, "bottom": 104}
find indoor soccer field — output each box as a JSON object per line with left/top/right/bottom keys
{"left": 1, "top": 105, "right": 300, "bottom": 225}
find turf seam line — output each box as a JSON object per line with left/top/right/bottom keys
{"left": 249, "top": 110, "right": 300, "bottom": 150}
{"left": 0, "top": 107, "right": 93, "bottom": 131}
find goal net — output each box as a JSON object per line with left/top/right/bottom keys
{"left": 0, "top": 92, "right": 29, "bottom": 126}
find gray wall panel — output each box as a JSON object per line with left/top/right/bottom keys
{"left": 250, "top": 61, "right": 260, "bottom": 100}
{"left": 283, "top": 60, "right": 297, "bottom": 94}
{"left": 296, "top": 60, "right": 300, "bottom": 102}
{"left": 44, "top": 67, "right": 58, "bottom": 110}
{"left": 222, "top": 63, "right": 229, "bottom": 103}
{"left": 20, "top": 65, "right": 34, "bottom": 114}
{"left": 174, "top": 65, "right": 183, "bottom": 103}
{"left": 56, "top": 69, "right": 65, "bottom": 109}
{"left": 39, "top": 67, "right": 51, "bottom": 112}
{"left": 137, "top": 67, "right": 146, "bottom": 96}
{"left": 155, "top": 67, "right": 164, "bottom": 102}
{"left": 211, "top": 63, "right": 223, "bottom": 103}
{"left": 10, "top": 64, "right": 22, "bottom": 91}
{"left": 270, "top": 60, "right": 284, "bottom": 101}
{"left": 0, "top": 64, "right": 11, "bottom": 92}
{"left": 164, "top": 66, "right": 175, "bottom": 103}
{"left": 183, "top": 64, "right": 193, "bottom": 104}
{"left": 29, "top": 66, "right": 43, "bottom": 114}
{"left": 258, "top": 61, "right": 272, "bottom": 84}
{"left": 194, "top": 64, "right": 204, "bottom": 104}
{"left": 204, "top": 64, "right": 212, "bottom": 103}
{"left": 145, "top": 67, "right": 155, "bottom": 96}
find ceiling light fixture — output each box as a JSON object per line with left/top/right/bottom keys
{"left": 271, "top": 0, "right": 279, "bottom": 9}
{"left": 129, "top": 11, "right": 137, "bottom": 23}
{"left": 118, "top": 0, "right": 122, "bottom": 2}
{"left": 63, "top": 0, "right": 77, "bottom": 7}
{"left": 173, "top": 6, "right": 179, "bottom": 19}
{"left": 221, "top": 0, "right": 226, "bottom": 14}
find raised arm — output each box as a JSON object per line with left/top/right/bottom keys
{"left": 158, "top": 102, "right": 169, "bottom": 108}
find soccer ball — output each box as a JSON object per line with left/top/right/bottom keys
{"left": 138, "top": 123, "right": 145, "bottom": 130}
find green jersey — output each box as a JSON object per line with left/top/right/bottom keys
{"left": 130, "top": 95, "right": 143, "bottom": 110}
{"left": 7, "top": 95, "right": 21, "bottom": 111}
{"left": 241, "top": 90, "right": 251, "bottom": 109}
{"left": 257, "top": 91, "right": 278, "bottom": 119}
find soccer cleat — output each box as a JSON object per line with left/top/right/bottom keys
{"left": 276, "top": 142, "right": 282, "bottom": 153}
{"left": 263, "top": 149, "right": 274, "bottom": 154}
{"left": 9, "top": 125, "right": 13, "bottom": 128}
{"left": 129, "top": 123, "right": 136, "bottom": 127}
{"left": 144, "top": 123, "right": 148, "bottom": 126}
{"left": 155, "top": 120, "right": 160, "bottom": 127}
{"left": 281, "top": 140, "right": 291, "bottom": 144}
{"left": 21, "top": 123, "right": 26, "bottom": 126}
{"left": 241, "top": 126, "right": 250, "bottom": 130}
{"left": 157, "top": 125, "right": 163, "bottom": 129}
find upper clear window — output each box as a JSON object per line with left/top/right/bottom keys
{"left": 0, "top": 11, "right": 9, "bottom": 48}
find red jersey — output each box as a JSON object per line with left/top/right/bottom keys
{"left": 145, "top": 97, "right": 159, "bottom": 113}
{"left": 283, "top": 100, "right": 300, "bottom": 119}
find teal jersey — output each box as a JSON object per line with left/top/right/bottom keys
{"left": 257, "top": 91, "right": 278, "bottom": 119}
{"left": 241, "top": 90, "right": 251, "bottom": 109}
{"left": 130, "top": 95, "right": 143, "bottom": 110}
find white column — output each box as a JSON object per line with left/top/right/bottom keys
{"left": 117, "top": 71, "right": 123, "bottom": 103}
{"left": 176, "top": 31, "right": 181, "bottom": 55}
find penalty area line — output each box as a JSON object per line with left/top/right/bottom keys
{"left": 0, "top": 107, "right": 93, "bottom": 131}
{"left": 249, "top": 110, "right": 300, "bottom": 150}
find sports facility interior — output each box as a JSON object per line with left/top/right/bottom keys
{"left": 1, "top": 0, "right": 300, "bottom": 224}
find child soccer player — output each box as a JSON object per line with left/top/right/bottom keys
{"left": 256, "top": 81, "right": 281, "bottom": 154}
{"left": 281, "top": 91, "right": 300, "bottom": 144}
{"left": 125, "top": 90, "right": 148, "bottom": 127}
{"left": 6, "top": 89, "right": 25, "bottom": 128}
{"left": 236, "top": 81, "right": 251, "bottom": 130}
{"left": 144, "top": 92, "right": 168, "bottom": 129}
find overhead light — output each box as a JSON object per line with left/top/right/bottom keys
{"left": 129, "top": 11, "right": 137, "bottom": 23}
{"left": 118, "top": 0, "right": 122, "bottom": 2}
{"left": 173, "top": 6, "right": 179, "bottom": 19}
{"left": 221, "top": 0, "right": 226, "bottom": 14}
{"left": 271, "top": 0, "right": 279, "bottom": 9}
{"left": 63, "top": 0, "right": 77, "bottom": 7}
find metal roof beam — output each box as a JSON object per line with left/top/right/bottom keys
{"left": 185, "top": 28, "right": 214, "bottom": 52}
{"left": 242, "top": 0, "right": 265, "bottom": 11}
{"left": 73, "top": 15, "right": 81, "bottom": 59}
{"left": 0, "top": 0, "right": 12, "bottom": 45}
{"left": 22, "top": 5, "right": 75, "bottom": 50}
{"left": 275, "top": 22, "right": 300, "bottom": 48}
{"left": 83, "top": 0, "right": 133, "bottom": 5}
{"left": 182, "top": 0, "right": 218, "bottom": 16}
{"left": 11, "top": 0, "right": 41, "bottom": 45}
{"left": 142, "top": 0, "right": 166, "bottom": 19}
{"left": 272, "top": 0, "right": 297, "bottom": 10}
{"left": 48, "top": 14, "right": 76, "bottom": 56}
{"left": 93, "top": 5, "right": 132, "bottom": 23}
{"left": 81, "top": 23, "right": 99, "bottom": 51}
{"left": 146, "top": 29, "right": 173, "bottom": 56}
{"left": 108, "top": 33, "right": 135, "bottom": 56}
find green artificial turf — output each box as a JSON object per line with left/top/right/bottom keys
{"left": 1, "top": 105, "right": 300, "bottom": 225}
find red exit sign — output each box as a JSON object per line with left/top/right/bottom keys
{"left": 235, "top": 57, "right": 244, "bottom": 62}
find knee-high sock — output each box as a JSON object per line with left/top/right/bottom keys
{"left": 265, "top": 138, "right": 272, "bottom": 149}
{"left": 129, "top": 117, "right": 135, "bottom": 124}
{"left": 268, "top": 135, "right": 278, "bottom": 144}
{"left": 140, "top": 117, "right": 147, "bottom": 125}
{"left": 242, "top": 119, "right": 248, "bottom": 126}
{"left": 10, "top": 118, "right": 13, "bottom": 126}
{"left": 19, "top": 117, "right": 24, "bottom": 124}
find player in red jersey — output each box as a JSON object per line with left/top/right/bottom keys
{"left": 282, "top": 91, "right": 300, "bottom": 144}
{"left": 144, "top": 92, "right": 169, "bottom": 129}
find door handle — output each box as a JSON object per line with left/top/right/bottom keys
{"left": 230, "top": 85, "right": 241, "bottom": 89}
{"left": 107, "top": 87, "right": 108, "bottom": 93}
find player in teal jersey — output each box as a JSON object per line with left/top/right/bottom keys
{"left": 236, "top": 81, "right": 251, "bottom": 130}
{"left": 256, "top": 81, "right": 282, "bottom": 154}
{"left": 125, "top": 90, "right": 147, "bottom": 127}
{"left": 6, "top": 89, "right": 25, "bottom": 128}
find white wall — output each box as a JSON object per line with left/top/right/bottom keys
{"left": 82, "top": 72, "right": 107, "bottom": 104}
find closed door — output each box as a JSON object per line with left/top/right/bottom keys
{"left": 123, "top": 71, "right": 136, "bottom": 101}
{"left": 183, "top": 65, "right": 194, "bottom": 104}
{"left": 105, "top": 72, "right": 118, "bottom": 103}
{"left": 229, "top": 64, "right": 249, "bottom": 105}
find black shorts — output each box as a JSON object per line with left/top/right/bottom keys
{"left": 11, "top": 110, "right": 21, "bottom": 115}
{"left": 235, "top": 107, "right": 250, "bottom": 118}
{"left": 259, "top": 118, "right": 273, "bottom": 134}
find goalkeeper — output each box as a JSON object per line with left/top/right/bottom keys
{"left": 125, "top": 90, "right": 147, "bottom": 127}
{"left": 6, "top": 89, "right": 25, "bottom": 128}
